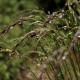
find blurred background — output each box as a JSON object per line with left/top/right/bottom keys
{"left": 0, "top": 0, "right": 37, "bottom": 26}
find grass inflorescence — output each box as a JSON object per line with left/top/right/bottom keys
{"left": 0, "top": 0, "right": 80, "bottom": 80}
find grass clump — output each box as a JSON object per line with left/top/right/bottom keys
{"left": 0, "top": 0, "right": 80, "bottom": 80}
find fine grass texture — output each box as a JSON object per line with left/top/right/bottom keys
{"left": 0, "top": 0, "right": 80, "bottom": 80}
